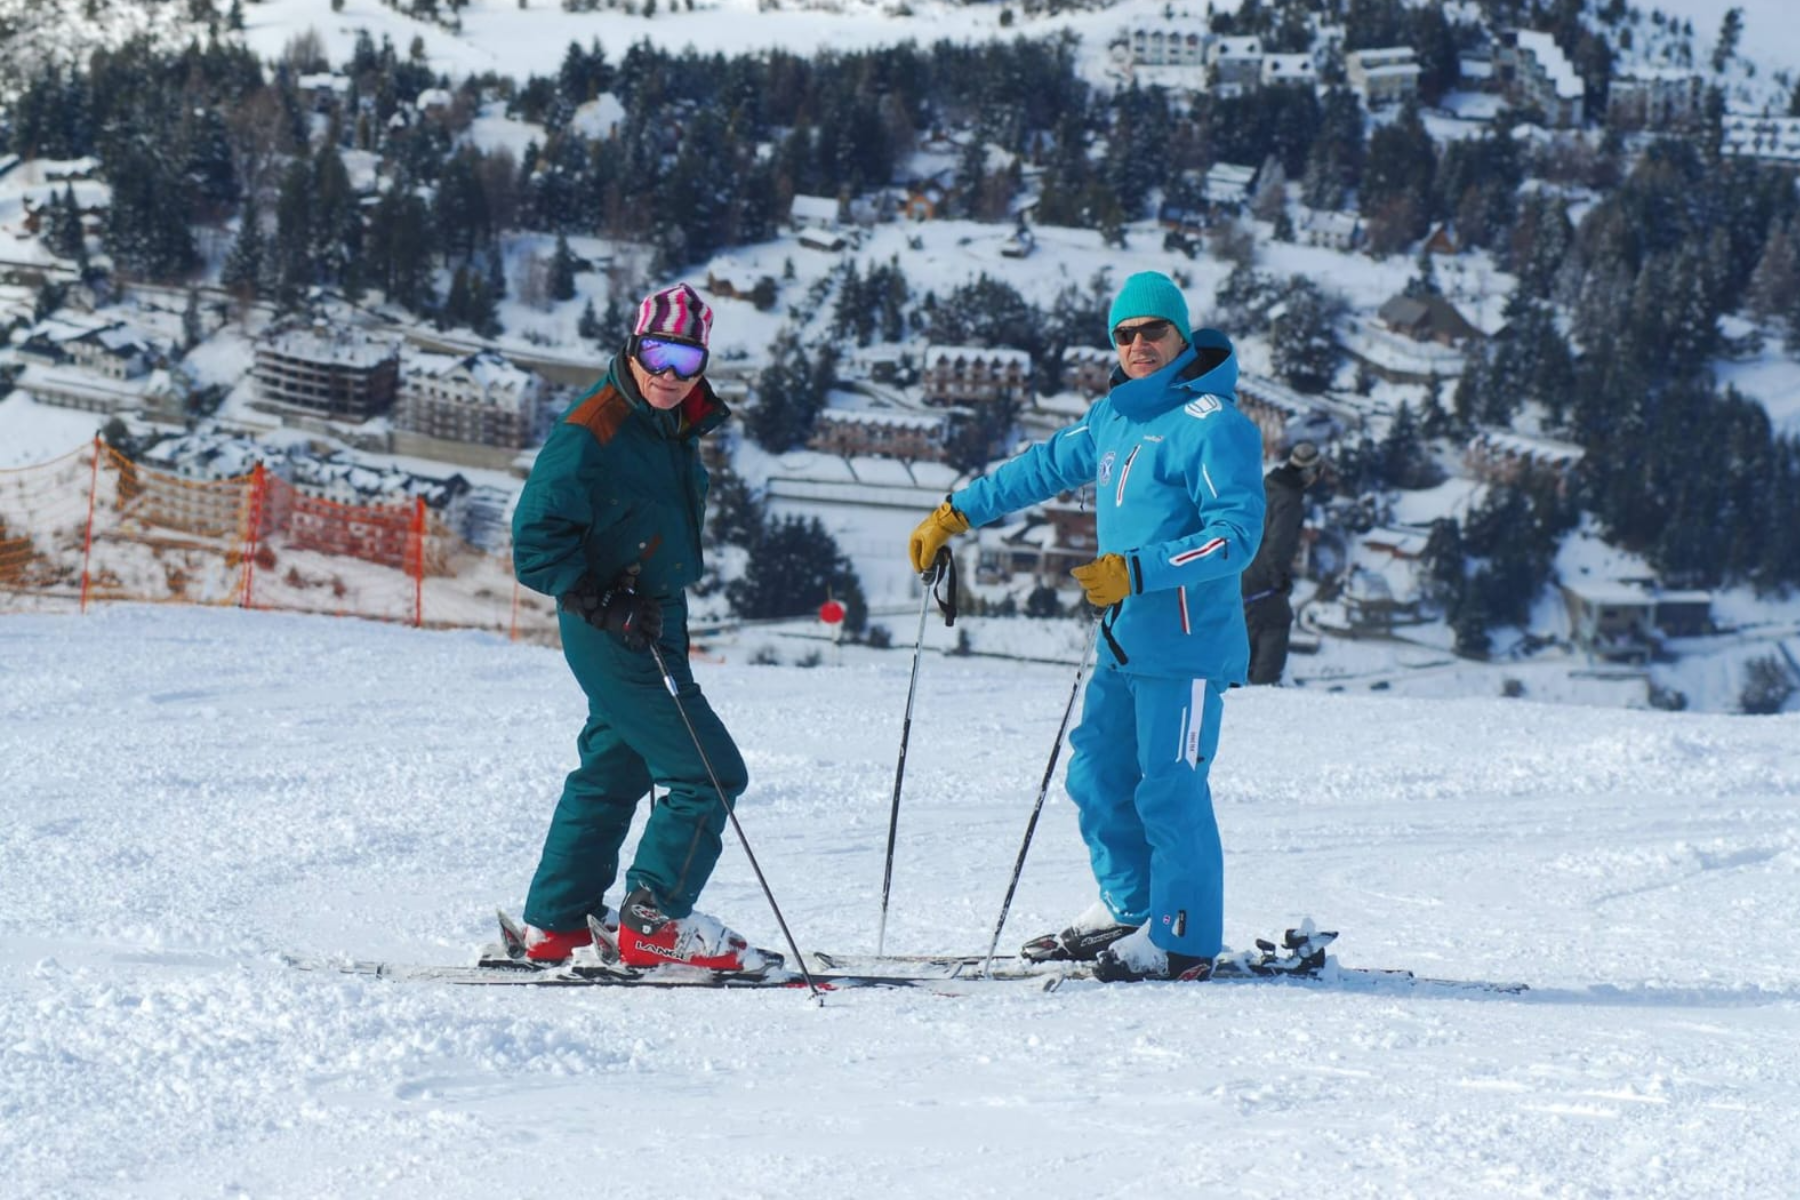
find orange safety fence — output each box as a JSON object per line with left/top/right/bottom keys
{"left": 0, "top": 437, "right": 563, "bottom": 643}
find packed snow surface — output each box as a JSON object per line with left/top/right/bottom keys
{"left": 3, "top": 604, "right": 1799, "bottom": 1198}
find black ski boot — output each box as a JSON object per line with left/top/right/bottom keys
{"left": 1020, "top": 900, "right": 1140, "bottom": 963}
{"left": 1092, "top": 926, "right": 1213, "bottom": 982}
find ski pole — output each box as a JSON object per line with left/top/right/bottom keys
{"left": 646, "top": 639, "right": 822, "bottom": 1001}
{"left": 876, "top": 546, "right": 954, "bottom": 956}
{"left": 980, "top": 613, "right": 1102, "bottom": 979}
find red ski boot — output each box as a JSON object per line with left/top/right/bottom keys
{"left": 505, "top": 906, "right": 618, "bottom": 964}
{"left": 523, "top": 924, "right": 593, "bottom": 964}
{"left": 616, "top": 888, "right": 770, "bottom": 973}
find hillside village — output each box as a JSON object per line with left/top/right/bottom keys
{"left": 2, "top": 0, "right": 1800, "bottom": 713}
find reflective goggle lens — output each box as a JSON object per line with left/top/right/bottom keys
{"left": 636, "top": 337, "right": 708, "bottom": 380}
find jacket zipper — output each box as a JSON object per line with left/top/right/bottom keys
{"left": 1114, "top": 444, "right": 1141, "bottom": 507}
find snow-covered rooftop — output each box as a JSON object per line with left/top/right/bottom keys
{"left": 922, "top": 345, "right": 1031, "bottom": 368}
{"left": 1470, "top": 429, "right": 1585, "bottom": 464}
{"left": 406, "top": 348, "right": 540, "bottom": 394}
{"left": 1515, "top": 30, "right": 1583, "bottom": 101}
{"left": 259, "top": 326, "right": 401, "bottom": 369}
{"left": 138, "top": 428, "right": 268, "bottom": 479}
{"left": 1722, "top": 114, "right": 1800, "bottom": 164}
{"left": 570, "top": 95, "right": 625, "bottom": 141}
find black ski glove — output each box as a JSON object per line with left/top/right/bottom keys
{"left": 563, "top": 569, "right": 663, "bottom": 651}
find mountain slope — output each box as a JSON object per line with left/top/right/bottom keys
{"left": 2, "top": 603, "right": 1798, "bottom": 1197}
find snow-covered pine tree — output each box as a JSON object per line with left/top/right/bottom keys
{"left": 312, "top": 145, "right": 361, "bottom": 290}
{"left": 550, "top": 232, "right": 578, "bottom": 302}
{"left": 44, "top": 185, "right": 84, "bottom": 261}
{"left": 703, "top": 464, "right": 763, "bottom": 550}
{"left": 830, "top": 260, "right": 864, "bottom": 343}
{"left": 745, "top": 332, "right": 821, "bottom": 453}
{"left": 1507, "top": 192, "right": 1573, "bottom": 300}
{"left": 103, "top": 144, "right": 197, "bottom": 282}
{"left": 181, "top": 108, "right": 240, "bottom": 217}
{"left": 1419, "top": 518, "right": 1466, "bottom": 615}
{"left": 270, "top": 158, "right": 314, "bottom": 307}
{"left": 726, "top": 515, "right": 865, "bottom": 631}
{"left": 1378, "top": 401, "right": 1444, "bottom": 490}
{"left": 221, "top": 203, "right": 263, "bottom": 299}
{"left": 1268, "top": 277, "right": 1342, "bottom": 394}
{"left": 1746, "top": 221, "right": 1800, "bottom": 328}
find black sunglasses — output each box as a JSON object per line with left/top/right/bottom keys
{"left": 1112, "top": 319, "right": 1175, "bottom": 347}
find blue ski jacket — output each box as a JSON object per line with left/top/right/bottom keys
{"left": 951, "top": 330, "right": 1265, "bottom": 681}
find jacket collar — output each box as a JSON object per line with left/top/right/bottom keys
{"left": 1106, "top": 328, "right": 1237, "bottom": 419}
{"left": 611, "top": 349, "right": 732, "bottom": 440}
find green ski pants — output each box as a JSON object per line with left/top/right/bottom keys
{"left": 523, "top": 609, "right": 748, "bottom": 929}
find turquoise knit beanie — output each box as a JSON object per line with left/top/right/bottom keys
{"left": 1107, "top": 272, "right": 1192, "bottom": 345}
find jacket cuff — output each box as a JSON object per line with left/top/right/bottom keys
{"left": 948, "top": 490, "right": 986, "bottom": 528}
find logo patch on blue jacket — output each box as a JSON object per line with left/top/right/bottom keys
{"left": 1097, "top": 450, "right": 1117, "bottom": 486}
{"left": 1184, "top": 394, "right": 1223, "bottom": 420}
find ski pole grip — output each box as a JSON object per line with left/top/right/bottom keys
{"left": 920, "top": 545, "right": 948, "bottom": 585}
{"left": 929, "top": 547, "right": 958, "bottom": 626}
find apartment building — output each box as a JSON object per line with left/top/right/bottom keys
{"left": 1506, "top": 30, "right": 1584, "bottom": 127}
{"left": 1346, "top": 47, "right": 1421, "bottom": 108}
{"left": 1607, "top": 68, "right": 1705, "bottom": 130}
{"left": 1127, "top": 24, "right": 1209, "bottom": 68}
{"left": 253, "top": 326, "right": 401, "bottom": 423}
{"left": 808, "top": 407, "right": 948, "bottom": 462}
{"left": 395, "top": 349, "right": 545, "bottom": 451}
{"left": 918, "top": 346, "right": 1032, "bottom": 408}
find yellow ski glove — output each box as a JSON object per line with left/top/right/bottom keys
{"left": 907, "top": 501, "right": 970, "bottom": 573}
{"left": 1071, "top": 554, "right": 1132, "bottom": 607}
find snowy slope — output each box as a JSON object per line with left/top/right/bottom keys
{"left": 3, "top": 604, "right": 1799, "bottom": 1198}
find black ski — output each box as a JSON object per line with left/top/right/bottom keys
{"left": 811, "top": 922, "right": 1529, "bottom": 995}
{"left": 285, "top": 918, "right": 1526, "bottom": 997}
{"left": 282, "top": 908, "right": 1048, "bottom": 994}
{"left": 281, "top": 953, "right": 1054, "bottom": 994}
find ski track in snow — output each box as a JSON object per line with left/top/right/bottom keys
{"left": 3, "top": 606, "right": 1799, "bottom": 1198}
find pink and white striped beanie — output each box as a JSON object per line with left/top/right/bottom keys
{"left": 634, "top": 282, "right": 713, "bottom": 347}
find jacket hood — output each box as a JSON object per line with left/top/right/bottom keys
{"left": 1107, "top": 327, "right": 1237, "bottom": 419}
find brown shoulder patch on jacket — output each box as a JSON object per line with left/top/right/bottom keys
{"left": 564, "top": 383, "right": 631, "bottom": 445}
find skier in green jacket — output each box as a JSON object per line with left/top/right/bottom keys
{"left": 510, "top": 282, "right": 768, "bottom": 972}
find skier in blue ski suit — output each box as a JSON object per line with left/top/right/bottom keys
{"left": 908, "top": 271, "right": 1264, "bottom": 981}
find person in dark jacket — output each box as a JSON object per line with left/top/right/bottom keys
{"left": 1241, "top": 441, "right": 1325, "bottom": 685}
{"left": 509, "top": 282, "right": 769, "bottom": 973}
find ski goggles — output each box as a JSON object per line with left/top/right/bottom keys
{"left": 631, "top": 335, "right": 709, "bottom": 381}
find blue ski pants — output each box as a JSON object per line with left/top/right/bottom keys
{"left": 1063, "top": 665, "right": 1226, "bottom": 959}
